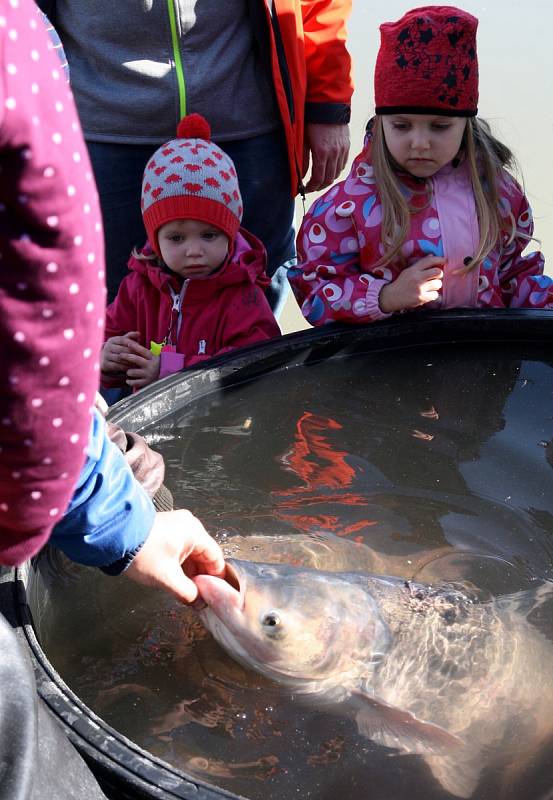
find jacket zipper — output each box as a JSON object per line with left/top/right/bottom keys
{"left": 167, "top": 281, "right": 188, "bottom": 345}
{"left": 167, "top": 0, "right": 187, "bottom": 119}
{"left": 265, "top": 2, "right": 306, "bottom": 201}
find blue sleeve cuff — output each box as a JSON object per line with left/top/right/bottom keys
{"left": 50, "top": 409, "right": 155, "bottom": 572}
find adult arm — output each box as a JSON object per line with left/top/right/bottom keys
{"left": 0, "top": 0, "right": 105, "bottom": 565}
{"left": 51, "top": 409, "right": 225, "bottom": 603}
{"left": 301, "top": 0, "right": 353, "bottom": 123}
{"left": 50, "top": 409, "right": 155, "bottom": 572}
{"left": 301, "top": 0, "right": 354, "bottom": 190}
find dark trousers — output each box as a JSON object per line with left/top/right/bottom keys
{"left": 87, "top": 129, "right": 296, "bottom": 318}
{"left": 0, "top": 613, "right": 107, "bottom": 800}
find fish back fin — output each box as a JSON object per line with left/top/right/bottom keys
{"left": 352, "top": 690, "right": 462, "bottom": 756}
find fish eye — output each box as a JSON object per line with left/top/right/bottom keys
{"left": 261, "top": 610, "right": 284, "bottom": 638}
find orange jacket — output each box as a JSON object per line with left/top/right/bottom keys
{"left": 252, "top": 0, "right": 354, "bottom": 194}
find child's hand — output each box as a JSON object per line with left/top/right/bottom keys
{"left": 120, "top": 339, "right": 160, "bottom": 389}
{"left": 125, "top": 510, "right": 226, "bottom": 605}
{"left": 101, "top": 332, "right": 140, "bottom": 373}
{"left": 379, "top": 256, "right": 445, "bottom": 313}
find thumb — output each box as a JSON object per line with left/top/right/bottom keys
{"left": 156, "top": 562, "right": 200, "bottom": 605}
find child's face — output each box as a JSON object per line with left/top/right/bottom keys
{"left": 381, "top": 115, "right": 467, "bottom": 178}
{"left": 158, "top": 219, "right": 229, "bottom": 279}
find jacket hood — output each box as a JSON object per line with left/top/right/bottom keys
{"left": 126, "top": 228, "right": 269, "bottom": 299}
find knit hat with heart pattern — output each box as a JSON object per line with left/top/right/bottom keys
{"left": 141, "top": 113, "right": 243, "bottom": 256}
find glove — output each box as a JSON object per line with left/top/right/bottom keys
{"left": 105, "top": 422, "right": 173, "bottom": 511}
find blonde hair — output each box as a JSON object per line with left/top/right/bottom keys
{"left": 370, "top": 115, "right": 524, "bottom": 272}
{"left": 131, "top": 246, "right": 159, "bottom": 263}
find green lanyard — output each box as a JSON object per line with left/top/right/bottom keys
{"left": 166, "top": 0, "right": 186, "bottom": 118}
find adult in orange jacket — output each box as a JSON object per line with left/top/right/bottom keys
{"left": 39, "top": 0, "right": 354, "bottom": 316}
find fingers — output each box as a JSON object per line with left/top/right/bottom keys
{"left": 305, "top": 154, "right": 327, "bottom": 193}
{"left": 121, "top": 352, "right": 150, "bottom": 368}
{"left": 423, "top": 278, "right": 443, "bottom": 292}
{"left": 185, "top": 524, "right": 226, "bottom": 577}
{"left": 338, "top": 138, "right": 350, "bottom": 174}
{"left": 125, "top": 339, "right": 153, "bottom": 358}
{"left": 414, "top": 255, "right": 445, "bottom": 272}
{"left": 304, "top": 123, "right": 351, "bottom": 192}
{"left": 125, "top": 510, "right": 225, "bottom": 606}
{"left": 125, "top": 376, "right": 148, "bottom": 389}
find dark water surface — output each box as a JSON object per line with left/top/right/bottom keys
{"left": 37, "top": 343, "right": 553, "bottom": 800}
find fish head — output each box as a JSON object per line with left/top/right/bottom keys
{"left": 194, "top": 559, "right": 390, "bottom": 690}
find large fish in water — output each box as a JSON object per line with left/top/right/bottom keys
{"left": 195, "top": 560, "right": 553, "bottom": 799}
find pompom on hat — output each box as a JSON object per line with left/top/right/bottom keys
{"left": 141, "top": 113, "right": 243, "bottom": 256}
{"left": 374, "top": 6, "right": 479, "bottom": 117}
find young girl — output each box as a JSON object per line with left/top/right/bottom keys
{"left": 288, "top": 5, "right": 553, "bottom": 325}
{"left": 101, "top": 114, "right": 281, "bottom": 391}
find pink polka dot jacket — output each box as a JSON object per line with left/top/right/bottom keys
{"left": 0, "top": 0, "right": 153, "bottom": 570}
{"left": 288, "top": 136, "right": 552, "bottom": 326}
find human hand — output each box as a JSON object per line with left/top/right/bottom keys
{"left": 101, "top": 332, "right": 141, "bottom": 374}
{"left": 125, "top": 510, "right": 226, "bottom": 605}
{"left": 120, "top": 339, "right": 160, "bottom": 389}
{"left": 303, "top": 122, "right": 350, "bottom": 192}
{"left": 379, "top": 256, "right": 445, "bottom": 313}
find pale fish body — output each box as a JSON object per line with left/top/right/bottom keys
{"left": 195, "top": 560, "right": 553, "bottom": 799}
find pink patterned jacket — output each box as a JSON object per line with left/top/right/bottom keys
{"left": 288, "top": 138, "right": 552, "bottom": 326}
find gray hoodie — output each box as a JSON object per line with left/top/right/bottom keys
{"left": 53, "top": 0, "right": 280, "bottom": 144}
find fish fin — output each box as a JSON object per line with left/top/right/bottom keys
{"left": 352, "top": 691, "right": 462, "bottom": 756}
{"left": 423, "top": 752, "right": 482, "bottom": 799}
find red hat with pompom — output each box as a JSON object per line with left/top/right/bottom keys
{"left": 141, "top": 113, "right": 243, "bottom": 256}
{"left": 374, "top": 6, "right": 478, "bottom": 116}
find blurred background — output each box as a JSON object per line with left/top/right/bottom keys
{"left": 281, "top": 0, "right": 553, "bottom": 333}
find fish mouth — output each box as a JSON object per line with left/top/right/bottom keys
{"left": 224, "top": 560, "right": 241, "bottom": 593}
{"left": 193, "top": 558, "right": 245, "bottom": 614}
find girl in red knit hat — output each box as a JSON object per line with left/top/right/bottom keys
{"left": 288, "top": 5, "right": 553, "bottom": 324}
{"left": 101, "top": 113, "right": 281, "bottom": 393}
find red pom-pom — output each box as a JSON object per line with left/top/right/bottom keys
{"left": 177, "top": 113, "right": 211, "bottom": 142}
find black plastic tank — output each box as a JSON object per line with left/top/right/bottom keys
{"left": 3, "top": 310, "right": 553, "bottom": 800}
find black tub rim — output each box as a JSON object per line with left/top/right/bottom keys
{"left": 106, "top": 309, "right": 553, "bottom": 432}
{"left": 4, "top": 308, "right": 553, "bottom": 799}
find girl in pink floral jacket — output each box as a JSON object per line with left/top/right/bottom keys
{"left": 288, "top": 5, "right": 552, "bottom": 325}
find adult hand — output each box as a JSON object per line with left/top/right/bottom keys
{"left": 125, "top": 510, "right": 226, "bottom": 605}
{"left": 379, "top": 256, "right": 445, "bottom": 313}
{"left": 101, "top": 331, "right": 140, "bottom": 374}
{"left": 120, "top": 339, "right": 160, "bottom": 389}
{"left": 303, "top": 122, "right": 350, "bottom": 193}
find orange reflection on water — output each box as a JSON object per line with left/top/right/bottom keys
{"left": 278, "top": 412, "right": 356, "bottom": 490}
{"left": 273, "top": 412, "right": 377, "bottom": 538}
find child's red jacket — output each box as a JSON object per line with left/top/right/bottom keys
{"left": 102, "top": 229, "right": 281, "bottom": 386}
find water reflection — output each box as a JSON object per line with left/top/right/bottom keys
{"left": 35, "top": 342, "right": 553, "bottom": 800}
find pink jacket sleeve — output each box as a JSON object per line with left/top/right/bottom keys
{"left": 288, "top": 181, "right": 391, "bottom": 326}
{"left": 497, "top": 183, "right": 552, "bottom": 308}
{"left": 0, "top": 0, "right": 106, "bottom": 565}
